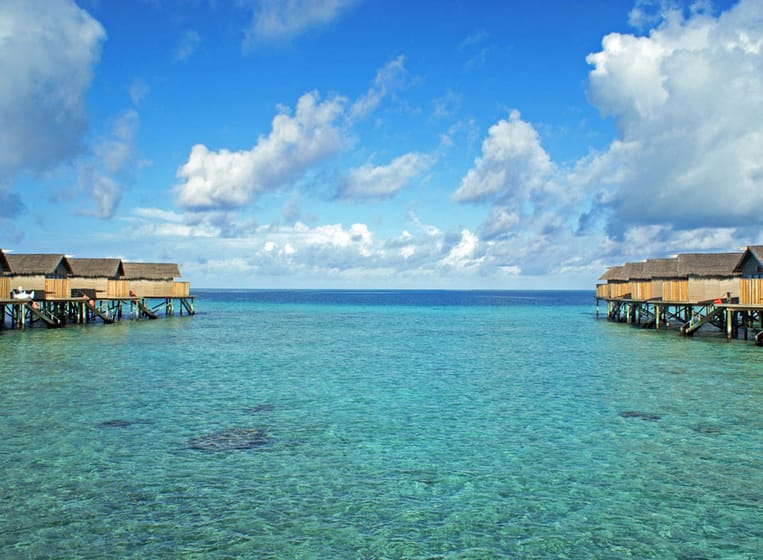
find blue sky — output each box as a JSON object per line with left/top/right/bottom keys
{"left": 1, "top": 0, "right": 759, "bottom": 289}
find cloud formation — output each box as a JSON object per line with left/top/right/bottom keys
{"left": 0, "top": 0, "right": 104, "bottom": 187}
{"left": 175, "top": 92, "right": 347, "bottom": 210}
{"left": 350, "top": 55, "right": 409, "bottom": 119}
{"left": 338, "top": 152, "right": 434, "bottom": 200}
{"left": 243, "top": 0, "right": 355, "bottom": 46}
{"left": 450, "top": 0, "right": 763, "bottom": 278}
{"left": 77, "top": 109, "right": 141, "bottom": 219}
{"left": 585, "top": 0, "right": 763, "bottom": 236}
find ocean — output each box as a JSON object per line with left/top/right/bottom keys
{"left": 1, "top": 290, "right": 761, "bottom": 559}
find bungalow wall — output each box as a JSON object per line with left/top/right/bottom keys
{"left": 687, "top": 277, "right": 739, "bottom": 302}
{"left": 596, "top": 284, "right": 610, "bottom": 298}
{"left": 107, "top": 279, "right": 131, "bottom": 298}
{"left": 651, "top": 280, "right": 664, "bottom": 300}
{"left": 608, "top": 281, "right": 630, "bottom": 298}
{"left": 173, "top": 282, "right": 190, "bottom": 297}
{"left": 0, "top": 277, "right": 9, "bottom": 298}
{"left": 7, "top": 274, "right": 47, "bottom": 294}
{"left": 69, "top": 277, "right": 111, "bottom": 296}
{"left": 629, "top": 280, "right": 652, "bottom": 300}
{"left": 5, "top": 276, "right": 70, "bottom": 298}
{"left": 45, "top": 279, "right": 71, "bottom": 299}
{"left": 660, "top": 279, "right": 688, "bottom": 302}
{"left": 739, "top": 278, "right": 763, "bottom": 305}
{"left": 128, "top": 279, "right": 175, "bottom": 297}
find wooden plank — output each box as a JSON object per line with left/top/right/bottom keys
{"left": 24, "top": 302, "right": 60, "bottom": 327}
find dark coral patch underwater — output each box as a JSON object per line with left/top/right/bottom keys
{"left": 619, "top": 410, "right": 661, "bottom": 421}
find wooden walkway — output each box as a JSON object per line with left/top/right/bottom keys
{"left": 596, "top": 295, "right": 763, "bottom": 344}
{"left": 0, "top": 295, "right": 195, "bottom": 330}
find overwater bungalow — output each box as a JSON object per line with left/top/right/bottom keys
{"left": 646, "top": 257, "right": 682, "bottom": 301}
{"left": 596, "top": 265, "right": 627, "bottom": 299}
{"left": 677, "top": 252, "right": 741, "bottom": 302}
{"left": 122, "top": 262, "right": 184, "bottom": 297}
{"left": 4, "top": 253, "right": 72, "bottom": 299}
{"left": 733, "top": 246, "right": 763, "bottom": 305}
{"left": 0, "top": 250, "right": 10, "bottom": 298}
{"left": 594, "top": 249, "right": 763, "bottom": 343}
{"left": 67, "top": 258, "right": 126, "bottom": 298}
{"left": 623, "top": 261, "right": 651, "bottom": 300}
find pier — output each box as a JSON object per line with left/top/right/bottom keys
{"left": 596, "top": 245, "right": 763, "bottom": 345}
{"left": 0, "top": 295, "right": 195, "bottom": 330}
{"left": 595, "top": 294, "right": 763, "bottom": 344}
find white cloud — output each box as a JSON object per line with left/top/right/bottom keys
{"left": 243, "top": 0, "right": 355, "bottom": 46}
{"left": 0, "top": 0, "right": 105, "bottom": 185}
{"left": 175, "top": 91, "right": 347, "bottom": 210}
{"left": 583, "top": 0, "right": 763, "bottom": 235}
{"left": 338, "top": 152, "right": 434, "bottom": 200}
{"left": 453, "top": 110, "right": 553, "bottom": 205}
{"left": 438, "top": 229, "right": 483, "bottom": 269}
{"left": 350, "top": 55, "right": 408, "bottom": 119}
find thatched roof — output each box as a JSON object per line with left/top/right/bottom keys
{"left": 5, "top": 253, "right": 72, "bottom": 275}
{"left": 598, "top": 265, "right": 626, "bottom": 281}
{"left": 122, "top": 262, "right": 181, "bottom": 280}
{"left": 0, "top": 249, "right": 9, "bottom": 274}
{"left": 645, "top": 257, "right": 680, "bottom": 278}
{"left": 67, "top": 258, "right": 124, "bottom": 278}
{"left": 677, "top": 253, "right": 742, "bottom": 277}
{"left": 621, "top": 261, "right": 649, "bottom": 280}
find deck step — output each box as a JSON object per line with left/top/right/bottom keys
{"left": 24, "top": 302, "right": 61, "bottom": 328}
{"left": 681, "top": 305, "right": 724, "bottom": 336}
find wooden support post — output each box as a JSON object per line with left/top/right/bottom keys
{"left": 726, "top": 308, "right": 733, "bottom": 340}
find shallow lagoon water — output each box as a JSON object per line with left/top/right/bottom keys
{"left": 1, "top": 290, "right": 761, "bottom": 558}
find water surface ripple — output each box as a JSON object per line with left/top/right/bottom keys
{"left": 1, "top": 290, "right": 761, "bottom": 558}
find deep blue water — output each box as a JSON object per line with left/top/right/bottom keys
{"left": 1, "top": 290, "right": 761, "bottom": 558}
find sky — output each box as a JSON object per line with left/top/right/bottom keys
{"left": 1, "top": 0, "right": 760, "bottom": 289}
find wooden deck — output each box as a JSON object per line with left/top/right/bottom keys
{"left": 0, "top": 295, "right": 195, "bottom": 330}
{"left": 595, "top": 295, "right": 763, "bottom": 345}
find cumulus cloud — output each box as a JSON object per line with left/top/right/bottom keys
{"left": 337, "top": 152, "right": 434, "bottom": 200}
{"left": 125, "top": 206, "right": 513, "bottom": 286}
{"left": 453, "top": 110, "right": 553, "bottom": 205}
{"left": 243, "top": 0, "right": 355, "bottom": 46}
{"left": 451, "top": 111, "right": 569, "bottom": 249}
{"left": 451, "top": 0, "right": 763, "bottom": 278}
{"left": 175, "top": 91, "right": 347, "bottom": 211}
{"left": 584, "top": 0, "right": 763, "bottom": 236}
{"left": 0, "top": 0, "right": 105, "bottom": 186}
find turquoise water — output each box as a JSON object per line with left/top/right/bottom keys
{"left": 1, "top": 290, "right": 761, "bottom": 559}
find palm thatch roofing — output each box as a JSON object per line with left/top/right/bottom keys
{"left": 645, "top": 257, "right": 680, "bottom": 279}
{"left": 0, "top": 249, "right": 9, "bottom": 274}
{"left": 122, "top": 262, "right": 181, "bottom": 280}
{"left": 677, "top": 253, "right": 742, "bottom": 277}
{"left": 621, "top": 261, "right": 649, "bottom": 280}
{"left": 5, "top": 253, "right": 72, "bottom": 275}
{"left": 67, "top": 258, "right": 125, "bottom": 278}
{"left": 599, "top": 252, "right": 743, "bottom": 283}
{"left": 598, "top": 265, "right": 625, "bottom": 281}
